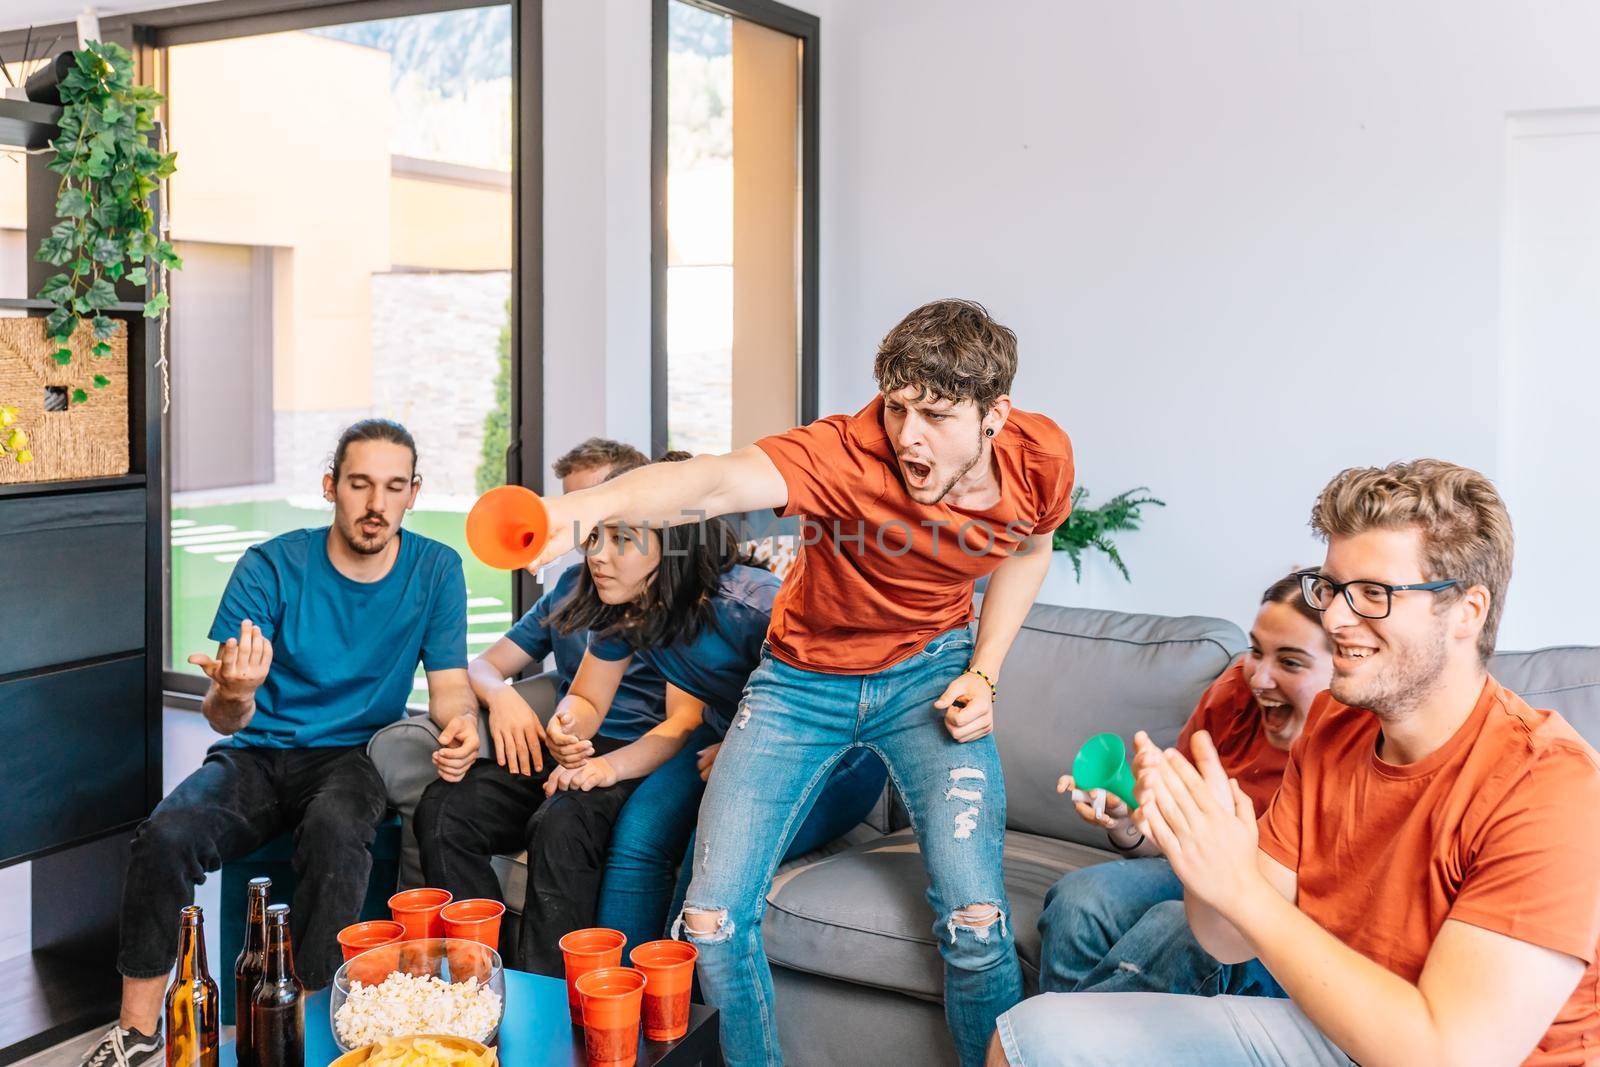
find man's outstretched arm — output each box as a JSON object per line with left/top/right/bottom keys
{"left": 531, "top": 446, "right": 788, "bottom": 571}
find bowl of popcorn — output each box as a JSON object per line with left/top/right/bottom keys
{"left": 331, "top": 939, "right": 505, "bottom": 1053}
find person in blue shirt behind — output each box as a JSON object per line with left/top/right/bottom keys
{"left": 83, "top": 419, "right": 480, "bottom": 1067}
{"left": 531, "top": 453, "right": 888, "bottom": 966}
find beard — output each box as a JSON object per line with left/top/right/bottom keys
{"left": 1330, "top": 614, "right": 1449, "bottom": 718}
{"left": 337, "top": 513, "right": 394, "bottom": 556}
{"left": 917, "top": 429, "right": 988, "bottom": 504}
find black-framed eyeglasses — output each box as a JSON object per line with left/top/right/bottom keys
{"left": 1297, "top": 571, "right": 1460, "bottom": 620}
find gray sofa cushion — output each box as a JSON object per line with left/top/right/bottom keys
{"left": 994, "top": 604, "right": 1244, "bottom": 846}
{"left": 762, "top": 827, "right": 1112, "bottom": 1000}
{"left": 1490, "top": 646, "right": 1600, "bottom": 747}
{"left": 773, "top": 966, "right": 956, "bottom": 1067}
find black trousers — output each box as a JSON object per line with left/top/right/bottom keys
{"left": 413, "top": 738, "right": 642, "bottom": 976}
{"left": 117, "top": 745, "right": 388, "bottom": 990}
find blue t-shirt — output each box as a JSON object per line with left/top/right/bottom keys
{"left": 503, "top": 564, "right": 668, "bottom": 742}
{"left": 207, "top": 527, "right": 468, "bottom": 748}
{"left": 588, "top": 564, "right": 778, "bottom": 736}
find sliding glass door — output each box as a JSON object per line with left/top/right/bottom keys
{"left": 160, "top": 2, "right": 522, "bottom": 697}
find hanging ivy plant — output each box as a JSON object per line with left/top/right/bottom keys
{"left": 33, "top": 40, "right": 180, "bottom": 403}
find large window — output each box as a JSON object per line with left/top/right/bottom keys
{"left": 162, "top": 5, "right": 517, "bottom": 697}
{"left": 654, "top": 0, "right": 818, "bottom": 456}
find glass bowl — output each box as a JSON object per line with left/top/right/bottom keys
{"left": 330, "top": 937, "right": 505, "bottom": 1052}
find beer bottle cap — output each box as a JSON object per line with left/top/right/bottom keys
{"left": 266, "top": 903, "right": 290, "bottom": 922}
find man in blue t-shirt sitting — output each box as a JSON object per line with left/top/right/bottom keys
{"left": 83, "top": 420, "right": 481, "bottom": 1067}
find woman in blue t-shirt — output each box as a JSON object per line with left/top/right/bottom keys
{"left": 541, "top": 457, "right": 888, "bottom": 955}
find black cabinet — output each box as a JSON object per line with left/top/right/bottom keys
{"left": 0, "top": 657, "right": 148, "bottom": 861}
{"left": 0, "top": 492, "right": 146, "bottom": 678}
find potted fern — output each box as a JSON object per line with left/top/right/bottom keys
{"left": 1052, "top": 486, "right": 1165, "bottom": 583}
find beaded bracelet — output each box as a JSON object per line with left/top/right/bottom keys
{"left": 964, "top": 666, "right": 997, "bottom": 700}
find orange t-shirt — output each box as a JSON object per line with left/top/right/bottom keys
{"left": 754, "top": 396, "right": 1074, "bottom": 673}
{"left": 1176, "top": 660, "right": 1289, "bottom": 813}
{"left": 1258, "top": 677, "right": 1600, "bottom": 1066}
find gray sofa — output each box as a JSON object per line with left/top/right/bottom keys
{"left": 368, "top": 601, "right": 1600, "bottom": 1066}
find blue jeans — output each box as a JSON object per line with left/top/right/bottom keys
{"left": 1038, "top": 857, "right": 1285, "bottom": 997}
{"left": 595, "top": 723, "right": 888, "bottom": 953}
{"left": 681, "top": 629, "right": 1022, "bottom": 1067}
{"left": 996, "top": 992, "right": 1354, "bottom": 1066}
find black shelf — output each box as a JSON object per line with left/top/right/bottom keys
{"left": 0, "top": 98, "right": 63, "bottom": 152}
{"left": 0, "top": 473, "right": 147, "bottom": 500}
{"left": 0, "top": 298, "right": 148, "bottom": 314}
{"left": 0, "top": 106, "right": 163, "bottom": 1062}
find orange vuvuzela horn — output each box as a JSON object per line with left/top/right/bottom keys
{"left": 465, "top": 485, "right": 551, "bottom": 569}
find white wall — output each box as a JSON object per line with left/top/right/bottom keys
{"left": 1498, "top": 109, "right": 1600, "bottom": 654}
{"left": 542, "top": 0, "right": 655, "bottom": 490}
{"left": 815, "top": 0, "right": 1600, "bottom": 648}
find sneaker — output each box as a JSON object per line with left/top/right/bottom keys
{"left": 78, "top": 1025, "right": 163, "bottom": 1067}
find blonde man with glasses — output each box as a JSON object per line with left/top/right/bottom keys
{"left": 992, "top": 459, "right": 1600, "bottom": 1067}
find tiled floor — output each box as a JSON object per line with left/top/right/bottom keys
{"left": 13, "top": 707, "right": 223, "bottom": 1067}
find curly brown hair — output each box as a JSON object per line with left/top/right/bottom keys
{"left": 1309, "top": 459, "right": 1513, "bottom": 660}
{"left": 551, "top": 437, "right": 648, "bottom": 480}
{"left": 873, "top": 299, "right": 1018, "bottom": 415}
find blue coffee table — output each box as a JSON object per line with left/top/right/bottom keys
{"left": 220, "top": 967, "right": 719, "bottom": 1067}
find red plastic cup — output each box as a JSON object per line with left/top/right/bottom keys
{"left": 337, "top": 920, "right": 406, "bottom": 962}
{"left": 440, "top": 898, "right": 505, "bottom": 949}
{"left": 443, "top": 937, "right": 498, "bottom": 985}
{"left": 629, "top": 940, "right": 697, "bottom": 1042}
{"left": 344, "top": 939, "right": 409, "bottom": 986}
{"left": 388, "top": 887, "right": 453, "bottom": 941}
{"left": 577, "top": 966, "right": 645, "bottom": 1067}
{"left": 559, "top": 928, "right": 627, "bottom": 1025}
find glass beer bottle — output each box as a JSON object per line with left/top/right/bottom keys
{"left": 233, "top": 877, "right": 271, "bottom": 1067}
{"left": 164, "top": 905, "right": 219, "bottom": 1067}
{"left": 251, "top": 904, "right": 304, "bottom": 1067}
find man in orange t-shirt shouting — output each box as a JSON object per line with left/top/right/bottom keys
{"left": 993, "top": 459, "right": 1600, "bottom": 1067}
{"left": 530, "top": 299, "right": 1075, "bottom": 1066}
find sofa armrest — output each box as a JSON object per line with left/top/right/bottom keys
{"left": 368, "top": 670, "right": 562, "bottom": 803}
{"left": 367, "top": 670, "right": 561, "bottom": 888}
{"left": 367, "top": 715, "right": 447, "bottom": 889}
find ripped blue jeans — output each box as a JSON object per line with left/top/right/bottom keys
{"left": 678, "top": 629, "right": 1021, "bottom": 1067}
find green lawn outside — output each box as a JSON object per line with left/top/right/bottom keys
{"left": 170, "top": 499, "right": 514, "bottom": 695}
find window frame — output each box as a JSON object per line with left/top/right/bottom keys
{"left": 649, "top": 0, "right": 819, "bottom": 458}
